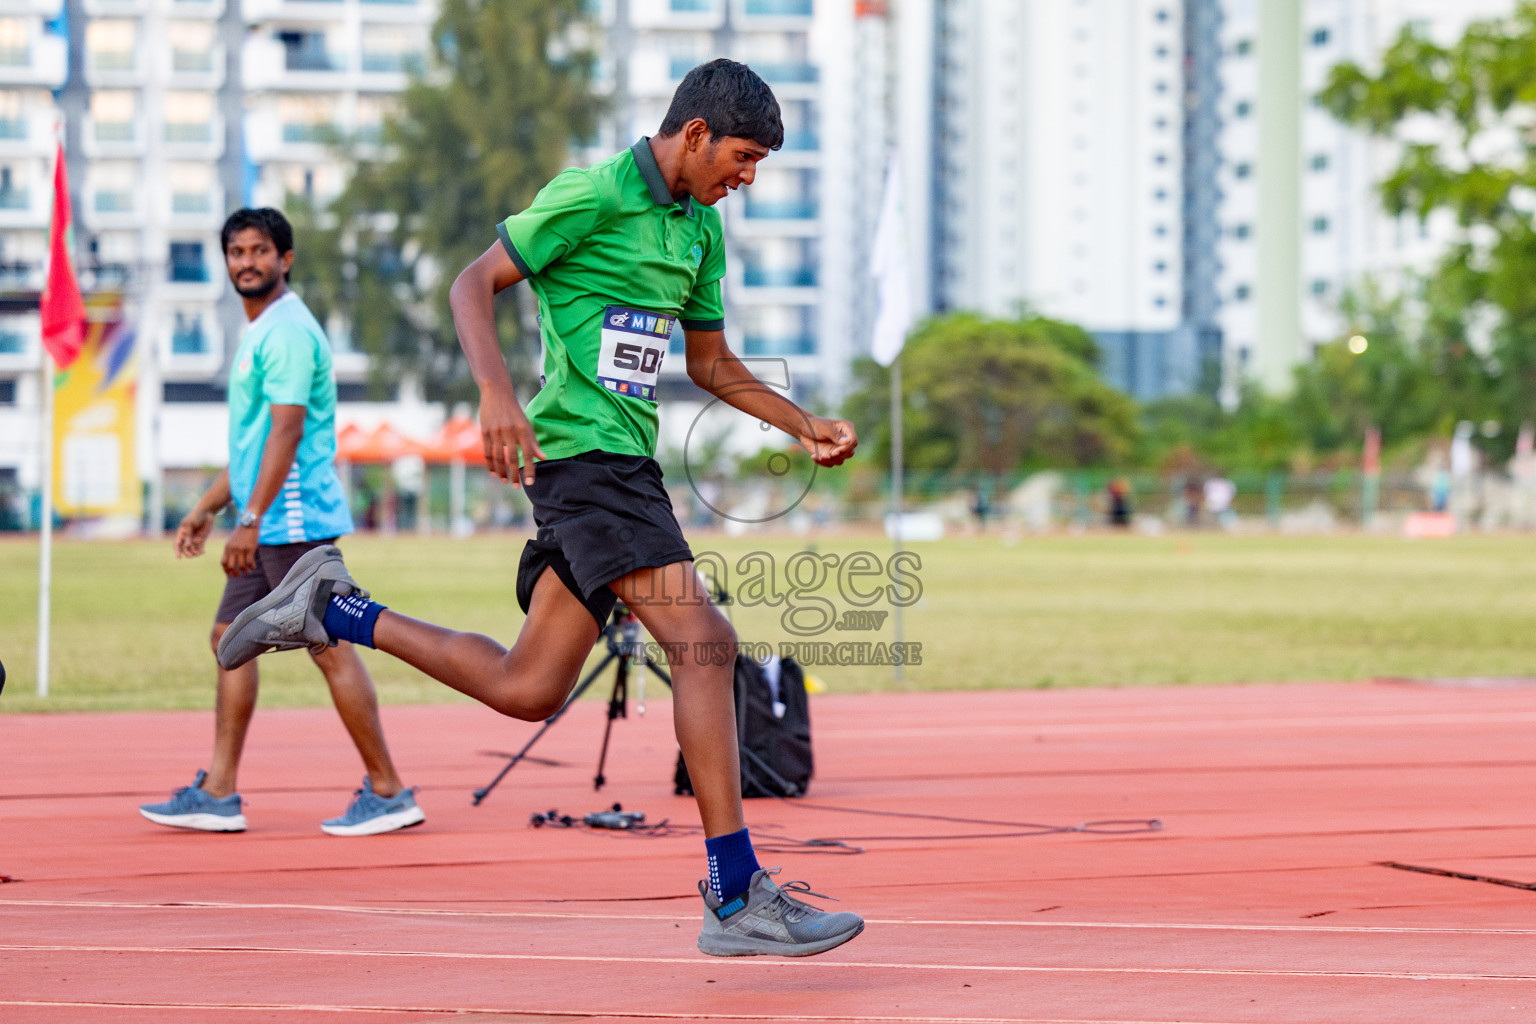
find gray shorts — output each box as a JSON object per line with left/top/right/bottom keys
{"left": 214, "top": 538, "right": 340, "bottom": 624}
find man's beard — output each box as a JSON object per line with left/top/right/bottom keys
{"left": 234, "top": 271, "right": 280, "bottom": 299}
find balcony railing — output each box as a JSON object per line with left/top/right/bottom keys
{"left": 744, "top": 0, "right": 812, "bottom": 14}
{"left": 743, "top": 198, "right": 818, "bottom": 220}
{"left": 93, "top": 190, "right": 134, "bottom": 212}
{"left": 172, "top": 50, "right": 214, "bottom": 72}
{"left": 742, "top": 266, "right": 816, "bottom": 287}
{"left": 169, "top": 259, "right": 209, "bottom": 283}
{"left": 89, "top": 51, "right": 136, "bottom": 72}
{"left": 285, "top": 49, "right": 345, "bottom": 72}
{"left": 165, "top": 122, "right": 213, "bottom": 143}
{"left": 172, "top": 192, "right": 212, "bottom": 213}
{"left": 171, "top": 323, "right": 209, "bottom": 354}
{"left": 361, "top": 52, "right": 425, "bottom": 74}
{"left": 93, "top": 121, "right": 136, "bottom": 142}
{"left": 743, "top": 334, "right": 815, "bottom": 356}
{"left": 754, "top": 62, "right": 817, "bottom": 83}
{"left": 282, "top": 122, "right": 339, "bottom": 144}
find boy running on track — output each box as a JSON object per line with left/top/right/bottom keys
{"left": 141, "top": 208, "right": 423, "bottom": 838}
{"left": 215, "top": 60, "right": 865, "bottom": 957}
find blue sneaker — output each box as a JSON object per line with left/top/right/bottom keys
{"left": 139, "top": 770, "right": 247, "bottom": 832}
{"left": 322, "top": 778, "right": 425, "bottom": 836}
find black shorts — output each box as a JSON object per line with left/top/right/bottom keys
{"left": 215, "top": 538, "right": 340, "bottom": 624}
{"left": 516, "top": 451, "right": 693, "bottom": 629}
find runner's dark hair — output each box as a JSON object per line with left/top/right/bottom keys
{"left": 221, "top": 208, "right": 294, "bottom": 257}
{"left": 221, "top": 208, "right": 294, "bottom": 282}
{"left": 658, "top": 59, "right": 784, "bottom": 150}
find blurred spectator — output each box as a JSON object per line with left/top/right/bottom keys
{"left": 1183, "top": 477, "right": 1203, "bottom": 527}
{"left": 1107, "top": 478, "right": 1132, "bottom": 528}
{"left": 1204, "top": 477, "right": 1236, "bottom": 529}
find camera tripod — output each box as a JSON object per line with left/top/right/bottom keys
{"left": 471, "top": 603, "right": 674, "bottom": 806}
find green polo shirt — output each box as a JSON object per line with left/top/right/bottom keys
{"left": 497, "top": 138, "right": 727, "bottom": 460}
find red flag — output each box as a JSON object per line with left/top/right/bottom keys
{"left": 40, "top": 141, "right": 85, "bottom": 369}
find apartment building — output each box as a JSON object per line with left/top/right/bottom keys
{"left": 1217, "top": 0, "right": 1518, "bottom": 395}
{"left": 0, "top": 0, "right": 66, "bottom": 504}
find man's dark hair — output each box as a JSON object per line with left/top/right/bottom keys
{"left": 658, "top": 59, "right": 783, "bottom": 150}
{"left": 220, "top": 207, "right": 294, "bottom": 257}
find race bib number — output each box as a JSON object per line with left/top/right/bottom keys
{"left": 597, "top": 305, "right": 670, "bottom": 402}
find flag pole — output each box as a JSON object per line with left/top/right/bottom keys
{"left": 36, "top": 348, "right": 53, "bottom": 697}
{"left": 889, "top": 353, "right": 904, "bottom": 684}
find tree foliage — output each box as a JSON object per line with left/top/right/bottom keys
{"left": 842, "top": 313, "right": 1141, "bottom": 473}
{"left": 292, "top": 0, "right": 603, "bottom": 402}
{"left": 1316, "top": 2, "right": 1536, "bottom": 450}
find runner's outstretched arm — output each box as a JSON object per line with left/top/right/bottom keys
{"left": 683, "top": 327, "right": 857, "bottom": 467}
{"left": 449, "top": 242, "right": 545, "bottom": 487}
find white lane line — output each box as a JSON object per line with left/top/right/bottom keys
{"left": 818, "top": 710, "right": 1536, "bottom": 740}
{"left": 2, "top": 943, "right": 1533, "bottom": 982}
{"left": 4, "top": 898, "right": 1536, "bottom": 936}
{"left": 0, "top": 1002, "right": 1212, "bottom": 1024}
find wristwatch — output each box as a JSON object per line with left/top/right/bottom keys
{"left": 237, "top": 509, "right": 258, "bottom": 528}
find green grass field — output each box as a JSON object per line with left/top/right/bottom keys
{"left": 3, "top": 531, "right": 1536, "bottom": 713}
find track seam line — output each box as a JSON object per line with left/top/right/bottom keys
{"left": 7, "top": 898, "right": 1536, "bottom": 934}
{"left": 2, "top": 944, "right": 1532, "bottom": 981}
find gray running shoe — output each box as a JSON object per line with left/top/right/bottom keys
{"left": 139, "top": 770, "right": 247, "bottom": 832}
{"left": 697, "top": 868, "right": 864, "bottom": 957}
{"left": 322, "top": 778, "right": 426, "bottom": 836}
{"left": 217, "top": 545, "right": 364, "bottom": 670}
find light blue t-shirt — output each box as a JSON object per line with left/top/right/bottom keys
{"left": 227, "top": 290, "right": 353, "bottom": 546}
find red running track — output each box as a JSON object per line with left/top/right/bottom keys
{"left": 4, "top": 680, "right": 1536, "bottom": 1023}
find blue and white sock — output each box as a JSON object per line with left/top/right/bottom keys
{"left": 705, "top": 828, "right": 761, "bottom": 902}
{"left": 323, "top": 592, "right": 386, "bottom": 648}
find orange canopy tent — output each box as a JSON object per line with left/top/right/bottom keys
{"left": 336, "top": 422, "right": 428, "bottom": 463}
{"left": 421, "top": 415, "right": 484, "bottom": 465}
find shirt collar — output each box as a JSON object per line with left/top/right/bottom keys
{"left": 630, "top": 137, "right": 694, "bottom": 218}
{"left": 248, "top": 288, "right": 298, "bottom": 329}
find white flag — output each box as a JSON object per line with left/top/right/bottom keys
{"left": 869, "top": 153, "right": 912, "bottom": 367}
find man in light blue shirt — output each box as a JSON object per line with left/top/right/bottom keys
{"left": 139, "top": 208, "right": 423, "bottom": 837}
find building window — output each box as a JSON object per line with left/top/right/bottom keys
{"left": 171, "top": 312, "right": 208, "bottom": 354}
{"left": 1311, "top": 27, "right": 1330, "bottom": 46}
{"left": 1232, "top": 223, "right": 1252, "bottom": 239}
{"left": 1154, "top": 8, "right": 1169, "bottom": 22}
{"left": 1153, "top": 224, "right": 1168, "bottom": 237}
{"left": 1154, "top": 152, "right": 1168, "bottom": 165}
{"left": 1234, "top": 284, "right": 1251, "bottom": 301}
{"left": 1153, "top": 260, "right": 1167, "bottom": 273}
{"left": 1154, "top": 80, "right": 1168, "bottom": 94}
{"left": 1310, "top": 279, "right": 1329, "bottom": 296}
{"left": 1311, "top": 216, "right": 1329, "bottom": 234}
{"left": 1234, "top": 100, "right": 1252, "bottom": 117}
{"left": 1234, "top": 38, "right": 1253, "bottom": 57}
{"left": 1154, "top": 296, "right": 1167, "bottom": 308}
{"left": 168, "top": 241, "right": 207, "bottom": 283}
{"left": 1153, "top": 116, "right": 1168, "bottom": 130}
{"left": 1154, "top": 45, "right": 1168, "bottom": 58}
{"left": 1234, "top": 162, "right": 1252, "bottom": 179}
{"left": 1153, "top": 188, "right": 1167, "bottom": 201}
{"left": 1311, "top": 153, "right": 1329, "bottom": 171}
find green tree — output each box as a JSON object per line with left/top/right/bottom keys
{"left": 292, "top": 0, "right": 603, "bottom": 402}
{"left": 1318, "top": 3, "right": 1536, "bottom": 454}
{"left": 842, "top": 313, "right": 1140, "bottom": 473}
